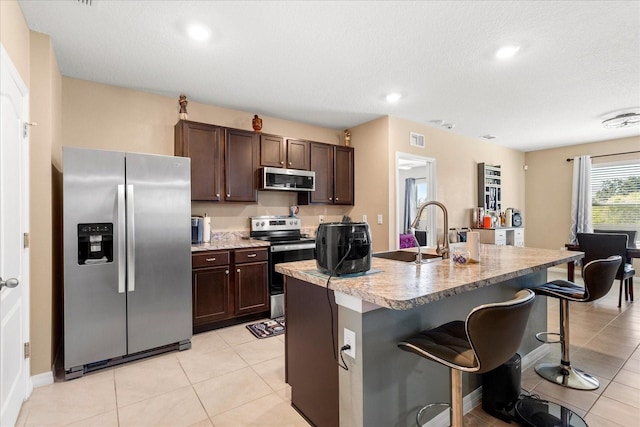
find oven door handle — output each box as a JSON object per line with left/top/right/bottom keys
{"left": 270, "top": 243, "right": 316, "bottom": 252}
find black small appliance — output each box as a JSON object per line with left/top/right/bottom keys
{"left": 316, "top": 222, "right": 372, "bottom": 275}
{"left": 482, "top": 353, "right": 521, "bottom": 423}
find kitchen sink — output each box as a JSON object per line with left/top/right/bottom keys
{"left": 373, "top": 250, "right": 442, "bottom": 263}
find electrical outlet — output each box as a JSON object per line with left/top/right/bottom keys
{"left": 362, "top": 214, "right": 367, "bottom": 223}
{"left": 343, "top": 328, "right": 356, "bottom": 358}
{"left": 319, "top": 215, "right": 324, "bottom": 223}
{"left": 377, "top": 214, "right": 383, "bottom": 224}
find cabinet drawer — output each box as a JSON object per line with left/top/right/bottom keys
{"left": 192, "top": 251, "right": 231, "bottom": 268}
{"left": 235, "top": 248, "right": 268, "bottom": 263}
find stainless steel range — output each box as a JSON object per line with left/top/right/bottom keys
{"left": 250, "top": 216, "right": 315, "bottom": 318}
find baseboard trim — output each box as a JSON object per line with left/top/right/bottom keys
{"left": 31, "top": 370, "right": 54, "bottom": 388}
{"left": 423, "top": 345, "right": 549, "bottom": 427}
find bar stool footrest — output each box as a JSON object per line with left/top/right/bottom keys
{"left": 535, "top": 362, "right": 599, "bottom": 390}
{"left": 535, "top": 331, "right": 561, "bottom": 344}
{"left": 416, "top": 403, "right": 449, "bottom": 427}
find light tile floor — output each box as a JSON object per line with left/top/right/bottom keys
{"left": 16, "top": 269, "right": 640, "bottom": 426}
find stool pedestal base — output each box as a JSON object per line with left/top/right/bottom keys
{"left": 535, "top": 363, "right": 599, "bottom": 390}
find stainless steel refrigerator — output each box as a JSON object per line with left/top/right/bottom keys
{"left": 62, "top": 147, "right": 192, "bottom": 379}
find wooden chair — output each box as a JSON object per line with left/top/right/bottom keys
{"left": 577, "top": 233, "right": 635, "bottom": 307}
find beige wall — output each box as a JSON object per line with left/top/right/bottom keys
{"left": 525, "top": 135, "right": 640, "bottom": 255}
{"left": 29, "top": 31, "right": 61, "bottom": 376}
{"left": 349, "top": 117, "right": 390, "bottom": 252}
{"left": 347, "top": 116, "right": 525, "bottom": 253}
{"left": 0, "top": 0, "right": 30, "bottom": 84}
{"left": 61, "top": 77, "right": 352, "bottom": 231}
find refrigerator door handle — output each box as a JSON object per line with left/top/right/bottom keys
{"left": 126, "top": 184, "right": 136, "bottom": 292}
{"left": 117, "top": 185, "right": 126, "bottom": 293}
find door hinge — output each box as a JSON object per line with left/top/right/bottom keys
{"left": 23, "top": 122, "right": 37, "bottom": 138}
{"left": 24, "top": 342, "right": 30, "bottom": 359}
{"left": 23, "top": 233, "right": 30, "bottom": 248}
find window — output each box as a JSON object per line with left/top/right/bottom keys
{"left": 591, "top": 160, "right": 640, "bottom": 230}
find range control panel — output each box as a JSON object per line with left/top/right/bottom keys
{"left": 250, "top": 216, "right": 301, "bottom": 232}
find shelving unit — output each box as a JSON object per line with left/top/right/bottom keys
{"left": 477, "top": 163, "right": 501, "bottom": 212}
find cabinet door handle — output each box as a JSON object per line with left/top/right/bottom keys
{"left": 237, "top": 269, "right": 241, "bottom": 273}
{"left": 288, "top": 161, "right": 292, "bottom": 165}
{"left": 216, "top": 193, "right": 220, "bottom": 197}
{"left": 335, "top": 197, "right": 339, "bottom": 201}
{"left": 226, "top": 193, "right": 230, "bottom": 198}
{"left": 329, "top": 197, "right": 332, "bottom": 201}
{"left": 280, "top": 161, "right": 284, "bottom": 165}
{"left": 225, "top": 270, "right": 229, "bottom": 275}
{"left": 247, "top": 253, "right": 257, "bottom": 258}
{"left": 205, "top": 257, "right": 216, "bottom": 262}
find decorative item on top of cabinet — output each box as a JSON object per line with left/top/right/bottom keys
{"left": 259, "top": 136, "right": 310, "bottom": 170}
{"left": 298, "top": 142, "right": 354, "bottom": 206}
{"left": 252, "top": 114, "right": 263, "bottom": 133}
{"left": 344, "top": 129, "right": 351, "bottom": 146}
{"left": 477, "top": 163, "right": 501, "bottom": 212}
{"left": 178, "top": 95, "right": 188, "bottom": 120}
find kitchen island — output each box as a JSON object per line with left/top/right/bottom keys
{"left": 276, "top": 244, "right": 583, "bottom": 427}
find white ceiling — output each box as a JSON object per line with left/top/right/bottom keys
{"left": 18, "top": 0, "right": 640, "bottom": 152}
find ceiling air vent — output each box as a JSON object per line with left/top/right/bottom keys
{"left": 481, "top": 134, "right": 497, "bottom": 140}
{"left": 602, "top": 112, "right": 640, "bottom": 129}
{"left": 77, "top": 0, "right": 92, "bottom": 5}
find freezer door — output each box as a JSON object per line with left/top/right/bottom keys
{"left": 125, "top": 153, "right": 192, "bottom": 354}
{"left": 63, "top": 147, "right": 127, "bottom": 370}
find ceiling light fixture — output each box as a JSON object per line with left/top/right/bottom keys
{"left": 386, "top": 93, "right": 402, "bottom": 103}
{"left": 187, "top": 24, "right": 211, "bottom": 41}
{"left": 601, "top": 112, "right": 640, "bottom": 129}
{"left": 496, "top": 45, "right": 520, "bottom": 59}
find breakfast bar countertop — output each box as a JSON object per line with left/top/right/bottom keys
{"left": 275, "top": 244, "right": 583, "bottom": 310}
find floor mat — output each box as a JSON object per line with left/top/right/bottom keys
{"left": 246, "top": 317, "right": 285, "bottom": 339}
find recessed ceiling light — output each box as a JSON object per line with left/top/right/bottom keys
{"left": 386, "top": 93, "right": 402, "bottom": 103}
{"left": 496, "top": 45, "right": 520, "bottom": 59}
{"left": 187, "top": 24, "right": 211, "bottom": 41}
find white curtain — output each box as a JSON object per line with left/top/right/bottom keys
{"left": 403, "top": 178, "right": 416, "bottom": 233}
{"left": 569, "top": 155, "right": 592, "bottom": 244}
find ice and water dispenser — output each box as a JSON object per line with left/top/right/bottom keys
{"left": 77, "top": 223, "right": 114, "bottom": 265}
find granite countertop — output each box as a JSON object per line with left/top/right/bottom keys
{"left": 191, "top": 239, "right": 270, "bottom": 252}
{"left": 275, "top": 244, "right": 583, "bottom": 310}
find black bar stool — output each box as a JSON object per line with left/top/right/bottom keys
{"left": 532, "top": 256, "right": 621, "bottom": 390}
{"left": 398, "top": 289, "right": 535, "bottom": 427}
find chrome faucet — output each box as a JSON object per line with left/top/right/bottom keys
{"left": 410, "top": 200, "right": 449, "bottom": 262}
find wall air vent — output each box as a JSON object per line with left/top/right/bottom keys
{"left": 410, "top": 132, "right": 425, "bottom": 148}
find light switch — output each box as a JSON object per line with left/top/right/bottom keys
{"left": 377, "top": 214, "right": 383, "bottom": 224}
{"left": 362, "top": 214, "right": 368, "bottom": 223}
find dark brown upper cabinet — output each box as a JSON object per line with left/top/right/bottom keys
{"left": 298, "top": 143, "right": 354, "bottom": 206}
{"left": 174, "top": 120, "right": 223, "bottom": 201}
{"left": 224, "top": 128, "right": 259, "bottom": 202}
{"left": 259, "top": 135, "right": 309, "bottom": 170}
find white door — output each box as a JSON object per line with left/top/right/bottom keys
{"left": 0, "top": 44, "right": 31, "bottom": 427}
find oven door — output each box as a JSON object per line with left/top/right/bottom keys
{"left": 269, "top": 242, "right": 316, "bottom": 295}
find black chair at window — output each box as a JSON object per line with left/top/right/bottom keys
{"left": 577, "top": 233, "right": 635, "bottom": 307}
{"left": 594, "top": 229, "right": 637, "bottom": 302}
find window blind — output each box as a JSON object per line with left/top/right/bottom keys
{"left": 591, "top": 162, "right": 640, "bottom": 226}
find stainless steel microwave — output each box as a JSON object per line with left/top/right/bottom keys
{"left": 259, "top": 167, "right": 315, "bottom": 192}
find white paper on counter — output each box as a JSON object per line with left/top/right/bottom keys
{"left": 466, "top": 231, "right": 480, "bottom": 262}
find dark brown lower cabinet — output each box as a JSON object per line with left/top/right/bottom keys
{"left": 285, "top": 277, "right": 339, "bottom": 427}
{"left": 192, "top": 248, "right": 268, "bottom": 333}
